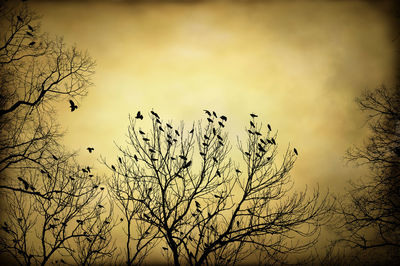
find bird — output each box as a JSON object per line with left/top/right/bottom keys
{"left": 267, "top": 124, "right": 272, "bottom": 131}
{"left": 100, "top": 187, "right": 104, "bottom": 190}
{"left": 260, "top": 139, "right": 266, "bottom": 145}
{"left": 212, "top": 128, "right": 216, "bottom": 135}
{"left": 149, "top": 148, "right": 155, "bottom": 153}
{"left": 218, "top": 141, "right": 224, "bottom": 146}
{"left": 28, "top": 24, "right": 34, "bottom": 31}
{"left": 139, "top": 130, "right": 145, "bottom": 135}
{"left": 212, "top": 111, "right": 217, "bottom": 118}
{"left": 202, "top": 142, "right": 208, "bottom": 147}
{"left": 204, "top": 110, "right": 211, "bottom": 116}
{"left": 220, "top": 115, "right": 227, "bottom": 121}
{"left": 69, "top": 100, "right": 78, "bottom": 112}
{"left": 86, "top": 166, "right": 91, "bottom": 172}
{"left": 213, "top": 157, "right": 218, "bottom": 163}
{"left": 218, "top": 121, "right": 224, "bottom": 127}
{"left": 18, "top": 177, "right": 29, "bottom": 190}
{"left": 120, "top": 218, "right": 123, "bottom": 221}
{"left": 159, "top": 126, "right": 164, "bottom": 132}
{"left": 250, "top": 121, "right": 255, "bottom": 128}
{"left": 167, "top": 140, "right": 172, "bottom": 146}
{"left": 250, "top": 113, "right": 258, "bottom": 118}
{"left": 195, "top": 201, "right": 201, "bottom": 208}
{"left": 134, "top": 154, "right": 138, "bottom": 161}
{"left": 182, "top": 161, "right": 192, "bottom": 169}
{"left": 162, "top": 247, "right": 168, "bottom": 251}
{"left": 245, "top": 152, "right": 251, "bottom": 157}
{"left": 200, "top": 152, "right": 206, "bottom": 156}
{"left": 69, "top": 176, "right": 75, "bottom": 181}
{"left": 87, "top": 147, "right": 94, "bottom": 153}
{"left": 189, "top": 128, "right": 194, "bottom": 134}
{"left": 237, "top": 221, "right": 240, "bottom": 227}
{"left": 135, "top": 111, "right": 143, "bottom": 120}
{"left": 258, "top": 145, "right": 266, "bottom": 153}
{"left": 207, "top": 118, "right": 213, "bottom": 123}
{"left": 156, "top": 119, "right": 161, "bottom": 124}
{"left": 271, "top": 138, "right": 276, "bottom": 145}
{"left": 98, "top": 204, "right": 104, "bottom": 208}
{"left": 17, "top": 16, "right": 23, "bottom": 22}
{"left": 82, "top": 168, "right": 88, "bottom": 173}
{"left": 26, "top": 31, "right": 33, "bottom": 37}
{"left": 235, "top": 169, "right": 241, "bottom": 174}
{"left": 111, "top": 165, "right": 116, "bottom": 171}
{"left": 216, "top": 170, "right": 221, "bottom": 177}
{"left": 179, "top": 155, "right": 187, "bottom": 160}
{"left": 150, "top": 110, "right": 160, "bottom": 119}
{"left": 143, "top": 138, "right": 150, "bottom": 142}
{"left": 248, "top": 130, "right": 253, "bottom": 135}
{"left": 166, "top": 123, "right": 172, "bottom": 129}
{"left": 294, "top": 148, "right": 298, "bottom": 155}
{"left": 255, "top": 131, "right": 261, "bottom": 136}
{"left": 93, "top": 185, "right": 99, "bottom": 189}
{"left": 214, "top": 194, "right": 222, "bottom": 199}
{"left": 175, "top": 130, "right": 180, "bottom": 136}
{"left": 28, "top": 41, "right": 35, "bottom": 46}
{"left": 204, "top": 135, "right": 209, "bottom": 140}
{"left": 217, "top": 135, "right": 223, "bottom": 141}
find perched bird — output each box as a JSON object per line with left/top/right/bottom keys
{"left": 162, "top": 247, "right": 168, "bottom": 251}
{"left": 267, "top": 124, "right": 271, "bottom": 131}
{"left": 100, "top": 187, "right": 104, "bottom": 190}
{"left": 188, "top": 128, "right": 194, "bottom": 134}
{"left": 87, "top": 147, "right": 94, "bottom": 153}
{"left": 217, "top": 135, "right": 223, "bottom": 141}
{"left": 250, "top": 121, "right": 255, "bottom": 128}
{"left": 235, "top": 169, "right": 241, "bottom": 174}
{"left": 294, "top": 148, "right": 298, "bottom": 155}
{"left": 143, "top": 138, "right": 150, "bottom": 142}
{"left": 120, "top": 218, "right": 123, "bottom": 221}
{"left": 250, "top": 113, "right": 258, "bottom": 118}
{"left": 98, "top": 204, "right": 104, "bottom": 208}
{"left": 218, "top": 121, "right": 224, "bottom": 127}
{"left": 166, "top": 123, "right": 172, "bottom": 129}
{"left": 93, "top": 185, "right": 99, "bottom": 189}
{"left": 255, "top": 131, "right": 261, "bottom": 136}
{"left": 271, "top": 138, "right": 276, "bottom": 145}
{"left": 111, "top": 165, "right": 116, "bottom": 171}
{"left": 179, "top": 155, "right": 187, "bottom": 160}
{"left": 195, "top": 201, "right": 201, "bottom": 208}
{"left": 69, "top": 100, "right": 78, "bottom": 112}
{"left": 207, "top": 118, "right": 213, "bottom": 123}
{"left": 159, "top": 126, "right": 164, "bottom": 132}
{"left": 17, "top": 15, "right": 23, "bottom": 22}
{"left": 69, "top": 176, "right": 75, "bottom": 181}
{"left": 212, "top": 111, "right": 217, "bottom": 118}
{"left": 156, "top": 119, "right": 161, "bottom": 124}
{"left": 216, "top": 170, "right": 221, "bottom": 177}
{"left": 82, "top": 168, "right": 88, "bottom": 173}
{"left": 218, "top": 141, "right": 224, "bottom": 146}
{"left": 149, "top": 148, "right": 155, "bottom": 153}
{"left": 199, "top": 152, "right": 206, "bottom": 156}
{"left": 212, "top": 128, "right": 216, "bottom": 135}
{"left": 182, "top": 161, "right": 192, "bottom": 169}
{"left": 245, "top": 152, "right": 251, "bottom": 157}
{"left": 214, "top": 194, "right": 222, "bottom": 199}
{"left": 18, "top": 177, "right": 29, "bottom": 190}
{"left": 139, "top": 130, "right": 145, "bottom": 135}
{"left": 202, "top": 142, "right": 208, "bottom": 147}
{"left": 175, "top": 130, "right": 180, "bottom": 136}
{"left": 220, "top": 115, "right": 227, "bottom": 121}
{"left": 134, "top": 154, "right": 138, "bottom": 161}
{"left": 150, "top": 110, "right": 160, "bottom": 119}
{"left": 213, "top": 157, "right": 218, "bottom": 163}
{"left": 26, "top": 31, "right": 33, "bottom": 37}
{"left": 204, "top": 110, "right": 211, "bottom": 116}
{"left": 248, "top": 130, "right": 253, "bottom": 135}
{"left": 260, "top": 139, "right": 266, "bottom": 145}
{"left": 28, "top": 24, "right": 34, "bottom": 31}
{"left": 28, "top": 41, "right": 35, "bottom": 46}
{"left": 135, "top": 111, "right": 143, "bottom": 120}
{"left": 258, "top": 145, "right": 266, "bottom": 153}
{"left": 204, "top": 135, "right": 209, "bottom": 140}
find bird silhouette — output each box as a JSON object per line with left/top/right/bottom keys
{"left": 175, "top": 130, "right": 180, "bottom": 136}
{"left": 207, "top": 118, "right": 213, "bottom": 123}
{"left": 135, "top": 111, "right": 143, "bottom": 120}
{"left": 271, "top": 138, "right": 276, "bottom": 145}
{"left": 218, "top": 121, "right": 224, "bottom": 127}
{"left": 250, "top": 113, "right": 258, "bottom": 118}
{"left": 98, "top": 204, "right": 104, "bottom": 208}
{"left": 118, "top": 157, "right": 122, "bottom": 163}
{"left": 69, "top": 100, "right": 78, "bottom": 112}
{"left": 28, "top": 24, "right": 34, "bottom": 31}
{"left": 26, "top": 31, "right": 33, "bottom": 37}
{"left": 220, "top": 115, "right": 227, "bottom": 121}
{"left": 214, "top": 194, "right": 222, "bottom": 199}
{"left": 17, "top": 15, "right": 23, "bottom": 22}
{"left": 235, "top": 169, "right": 241, "bottom": 174}
{"left": 18, "top": 177, "right": 29, "bottom": 190}
{"left": 204, "top": 110, "right": 211, "bottom": 116}
{"left": 159, "top": 126, "right": 164, "bottom": 132}
{"left": 82, "top": 168, "right": 88, "bottom": 173}
{"left": 218, "top": 141, "right": 224, "bottom": 146}
{"left": 268, "top": 124, "right": 271, "bottom": 131}
{"left": 204, "top": 135, "right": 209, "bottom": 140}
{"left": 149, "top": 148, "right": 156, "bottom": 153}
{"left": 150, "top": 110, "right": 160, "bottom": 119}
{"left": 111, "top": 165, "right": 116, "bottom": 171}
{"left": 143, "top": 137, "right": 150, "bottom": 142}
{"left": 255, "top": 131, "right": 261, "bottom": 136}
{"left": 213, "top": 157, "right": 218, "bottom": 163}
{"left": 183, "top": 161, "right": 192, "bottom": 169}
{"left": 258, "top": 145, "right": 266, "bottom": 153}
{"left": 200, "top": 152, "right": 206, "bottom": 156}
{"left": 260, "top": 139, "right": 266, "bottom": 145}
{"left": 245, "top": 152, "right": 251, "bottom": 157}
{"left": 28, "top": 41, "right": 35, "bottom": 46}
{"left": 248, "top": 130, "right": 253, "bottom": 135}
{"left": 156, "top": 119, "right": 161, "bottom": 124}
{"left": 212, "top": 128, "right": 216, "bottom": 135}
{"left": 195, "top": 201, "right": 201, "bottom": 208}
{"left": 216, "top": 170, "right": 221, "bottom": 177}
{"left": 179, "top": 155, "right": 187, "bottom": 160}
{"left": 212, "top": 111, "right": 217, "bottom": 118}
{"left": 250, "top": 121, "right": 255, "bottom": 128}
{"left": 166, "top": 123, "right": 172, "bottom": 129}
{"left": 52, "top": 154, "right": 58, "bottom": 160}
{"left": 189, "top": 128, "right": 194, "bottom": 134}
{"left": 87, "top": 147, "right": 94, "bottom": 153}
{"left": 162, "top": 247, "right": 168, "bottom": 251}
{"left": 202, "top": 142, "right": 209, "bottom": 147}
{"left": 294, "top": 148, "right": 298, "bottom": 155}
{"left": 134, "top": 154, "right": 138, "bottom": 161}
{"left": 139, "top": 130, "right": 145, "bottom": 135}
{"left": 217, "top": 135, "right": 223, "bottom": 141}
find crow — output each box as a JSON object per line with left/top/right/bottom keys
{"left": 207, "top": 117, "right": 213, "bottom": 123}
{"left": 200, "top": 152, "right": 206, "bottom": 156}
{"left": 82, "top": 168, "right": 88, "bottom": 173}
{"left": 189, "top": 128, "right": 194, "bottom": 134}
{"left": 150, "top": 110, "right": 160, "bottom": 119}
{"left": 204, "top": 110, "right": 211, "bottom": 116}
{"left": 255, "top": 131, "right": 261, "bottom": 136}
{"left": 120, "top": 218, "right": 123, "bottom": 221}
{"left": 250, "top": 121, "right": 255, "bottom": 128}
{"left": 214, "top": 194, "right": 222, "bottom": 199}
{"left": 212, "top": 111, "right": 217, "bottom": 118}
{"left": 235, "top": 169, "right": 241, "bottom": 174}
{"left": 218, "top": 141, "right": 224, "bottom": 146}
{"left": 93, "top": 185, "right": 99, "bottom": 189}
{"left": 213, "top": 157, "right": 218, "bottom": 163}
{"left": 18, "top": 177, "right": 29, "bottom": 190}
{"left": 134, "top": 155, "right": 138, "bottom": 161}
{"left": 143, "top": 138, "right": 150, "bottom": 142}
{"left": 158, "top": 126, "right": 164, "bottom": 132}
{"left": 175, "top": 130, "right": 180, "bottom": 136}
{"left": 28, "top": 41, "right": 35, "bottom": 46}
{"left": 149, "top": 148, "right": 156, "bottom": 153}
{"left": 100, "top": 187, "right": 104, "bottom": 190}
{"left": 69, "top": 176, "right": 75, "bottom": 181}
{"left": 202, "top": 142, "right": 208, "bottom": 147}
{"left": 139, "top": 130, "right": 145, "bottom": 135}
{"left": 17, "top": 16, "right": 23, "bottom": 22}
{"left": 271, "top": 138, "right": 276, "bottom": 145}
{"left": 258, "top": 145, "right": 266, "bottom": 153}
{"left": 26, "top": 31, "right": 33, "bottom": 37}
{"left": 218, "top": 121, "right": 224, "bottom": 127}
{"left": 260, "top": 139, "right": 266, "bottom": 145}
{"left": 179, "top": 155, "right": 187, "bottom": 160}
{"left": 182, "top": 161, "right": 192, "bottom": 169}
{"left": 237, "top": 220, "right": 240, "bottom": 227}
{"left": 98, "top": 204, "right": 104, "bottom": 208}
{"left": 135, "top": 111, "right": 143, "bottom": 120}
{"left": 87, "top": 147, "right": 94, "bottom": 153}
{"left": 245, "top": 152, "right": 251, "bottom": 157}
{"left": 204, "top": 135, "right": 209, "bottom": 140}
{"left": 250, "top": 113, "right": 258, "bottom": 118}
{"left": 217, "top": 135, "right": 223, "bottom": 141}
{"left": 216, "top": 170, "right": 221, "bottom": 177}
{"left": 294, "top": 148, "right": 298, "bottom": 155}
{"left": 69, "top": 100, "right": 78, "bottom": 112}
{"left": 220, "top": 115, "right": 227, "bottom": 121}
{"left": 111, "top": 165, "right": 116, "bottom": 171}
{"left": 195, "top": 201, "right": 201, "bottom": 208}
{"left": 248, "top": 130, "right": 253, "bottom": 135}
{"left": 268, "top": 124, "right": 271, "bottom": 131}
{"left": 28, "top": 24, "right": 34, "bottom": 31}
{"left": 162, "top": 247, "right": 168, "bottom": 251}
{"left": 166, "top": 123, "right": 172, "bottom": 129}
{"left": 167, "top": 140, "right": 172, "bottom": 146}
{"left": 52, "top": 154, "right": 58, "bottom": 160}
{"left": 212, "top": 128, "right": 216, "bottom": 135}
{"left": 156, "top": 119, "right": 161, "bottom": 124}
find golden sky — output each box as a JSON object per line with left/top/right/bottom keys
{"left": 31, "top": 0, "right": 396, "bottom": 194}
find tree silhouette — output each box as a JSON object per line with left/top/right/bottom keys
{"left": 335, "top": 84, "right": 400, "bottom": 259}
{"left": 107, "top": 111, "right": 331, "bottom": 266}
{"left": 0, "top": 1, "right": 95, "bottom": 196}
{"left": 0, "top": 152, "right": 116, "bottom": 265}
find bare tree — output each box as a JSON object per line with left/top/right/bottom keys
{"left": 0, "top": 150, "right": 116, "bottom": 265}
{"left": 335, "top": 84, "right": 400, "bottom": 260}
{"left": 0, "top": 0, "right": 95, "bottom": 195}
{"left": 107, "top": 111, "right": 331, "bottom": 266}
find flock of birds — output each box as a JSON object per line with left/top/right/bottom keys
{"left": 16, "top": 14, "right": 36, "bottom": 47}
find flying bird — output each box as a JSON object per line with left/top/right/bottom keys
{"left": 135, "top": 111, "right": 143, "bottom": 120}
{"left": 87, "top": 147, "right": 94, "bottom": 153}
{"left": 250, "top": 113, "right": 258, "bottom": 118}
{"left": 204, "top": 110, "right": 211, "bottom": 116}
{"left": 69, "top": 100, "right": 78, "bottom": 112}
{"left": 220, "top": 115, "right": 227, "bottom": 121}
{"left": 294, "top": 148, "right": 298, "bottom": 155}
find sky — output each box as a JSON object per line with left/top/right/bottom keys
{"left": 27, "top": 0, "right": 397, "bottom": 260}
